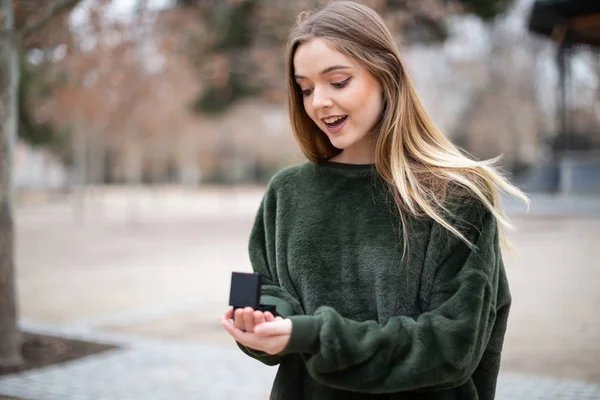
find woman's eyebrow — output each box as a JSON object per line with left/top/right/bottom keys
{"left": 294, "top": 65, "right": 351, "bottom": 80}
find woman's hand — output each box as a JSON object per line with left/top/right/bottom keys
{"left": 230, "top": 306, "right": 277, "bottom": 333}
{"left": 221, "top": 306, "right": 292, "bottom": 355}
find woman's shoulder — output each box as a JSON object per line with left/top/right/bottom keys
{"left": 430, "top": 179, "right": 494, "bottom": 231}
{"left": 265, "top": 162, "right": 316, "bottom": 192}
{"left": 443, "top": 192, "right": 501, "bottom": 254}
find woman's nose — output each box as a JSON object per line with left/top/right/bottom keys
{"left": 312, "top": 87, "right": 333, "bottom": 109}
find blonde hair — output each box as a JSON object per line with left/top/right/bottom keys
{"left": 284, "top": 1, "right": 529, "bottom": 250}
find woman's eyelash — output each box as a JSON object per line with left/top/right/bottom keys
{"left": 332, "top": 77, "right": 352, "bottom": 88}
{"left": 300, "top": 77, "right": 352, "bottom": 96}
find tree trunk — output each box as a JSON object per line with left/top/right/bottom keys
{"left": 0, "top": 0, "right": 23, "bottom": 367}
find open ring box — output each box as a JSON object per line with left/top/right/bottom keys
{"left": 229, "top": 272, "right": 278, "bottom": 316}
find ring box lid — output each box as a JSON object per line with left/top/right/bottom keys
{"left": 229, "top": 272, "right": 261, "bottom": 309}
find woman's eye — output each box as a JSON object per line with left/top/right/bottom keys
{"left": 332, "top": 77, "right": 352, "bottom": 89}
{"left": 302, "top": 88, "right": 313, "bottom": 97}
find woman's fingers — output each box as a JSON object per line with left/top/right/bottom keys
{"left": 226, "top": 307, "right": 280, "bottom": 334}
{"left": 221, "top": 318, "right": 254, "bottom": 344}
{"left": 255, "top": 319, "right": 292, "bottom": 337}
{"left": 264, "top": 312, "right": 275, "bottom": 322}
{"left": 221, "top": 317, "right": 268, "bottom": 352}
{"left": 254, "top": 310, "right": 266, "bottom": 325}
{"left": 234, "top": 308, "right": 246, "bottom": 331}
{"left": 243, "top": 307, "right": 255, "bottom": 332}
{"left": 221, "top": 316, "right": 291, "bottom": 355}
{"left": 264, "top": 312, "right": 283, "bottom": 322}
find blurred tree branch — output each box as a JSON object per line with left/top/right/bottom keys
{"left": 180, "top": 0, "right": 517, "bottom": 116}
{"left": 18, "top": 0, "right": 80, "bottom": 39}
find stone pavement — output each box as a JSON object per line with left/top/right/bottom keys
{"left": 0, "top": 320, "right": 599, "bottom": 400}
{"left": 1, "top": 188, "right": 599, "bottom": 399}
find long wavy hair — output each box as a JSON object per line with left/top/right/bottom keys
{"left": 284, "top": 0, "right": 529, "bottom": 250}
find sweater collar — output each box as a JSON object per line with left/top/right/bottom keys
{"left": 318, "top": 161, "right": 376, "bottom": 176}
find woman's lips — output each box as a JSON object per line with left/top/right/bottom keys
{"left": 323, "top": 115, "right": 347, "bottom": 134}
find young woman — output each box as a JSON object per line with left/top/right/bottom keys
{"left": 220, "top": 1, "right": 528, "bottom": 399}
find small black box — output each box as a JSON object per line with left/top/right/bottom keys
{"left": 229, "top": 272, "right": 261, "bottom": 310}
{"left": 229, "top": 272, "right": 277, "bottom": 315}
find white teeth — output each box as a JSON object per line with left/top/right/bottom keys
{"left": 323, "top": 116, "right": 345, "bottom": 124}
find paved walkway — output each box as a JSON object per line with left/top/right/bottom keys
{"left": 0, "top": 320, "right": 599, "bottom": 400}
{"left": 0, "top": 188, "right": 598, "bottom": 399}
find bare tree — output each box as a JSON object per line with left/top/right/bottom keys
{"left": 0, "top": 0, "right": 81, "bottom": 367}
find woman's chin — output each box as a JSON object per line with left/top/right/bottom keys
{"left": 328, "top": 136, "right": 355, "bottom": 150}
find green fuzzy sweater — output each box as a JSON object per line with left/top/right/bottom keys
{"left": 237, "top": 161, "right": 511, "bottom": 400}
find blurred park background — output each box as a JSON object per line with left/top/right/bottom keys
{"left": 0, "top": 0, "right": 599, "bottom": 399}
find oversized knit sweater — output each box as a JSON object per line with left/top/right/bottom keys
{"left": 236, "top": 161, "right": 511, "bottom": 400}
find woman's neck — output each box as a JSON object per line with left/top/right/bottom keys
{"left": 330, "top": 155, "right": 373, "bottom": 165}
{"left": 329, "top": 138, "right": 375, "bottom": 164}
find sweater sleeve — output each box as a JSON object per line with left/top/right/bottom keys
{"left": 279, "top": 199, "right": 504, "bottom": 393}
{"left": 236, "top": 182, "right": 304, "bottom": 366}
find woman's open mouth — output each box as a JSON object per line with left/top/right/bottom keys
{"left": 323, "top": 115, "right": 347, "bottom": 133}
